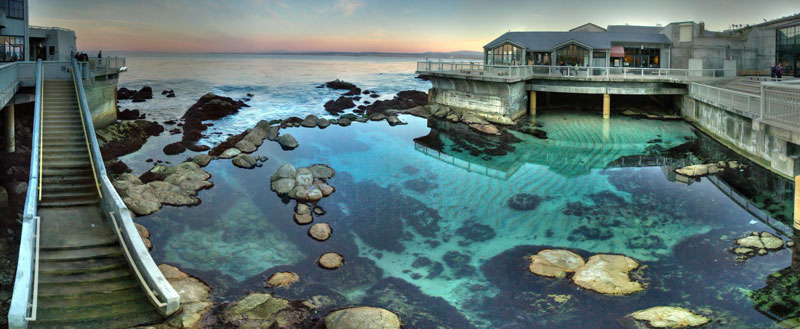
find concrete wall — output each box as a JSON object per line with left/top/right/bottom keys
{"left": 680, "top": 95, "right": 796, "bottom": 177}
{"left": 427, "top": 76, "right": 527, "bottom": 124}
{"left": 29, "top": 27, "right": 77, "bottom": 61}
{"left": 85, "top": 82, "right": 117, "bottom": 129}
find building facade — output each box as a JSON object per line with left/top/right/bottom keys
{"left": 484, "top": 13, "right": 800, "bottom": 77}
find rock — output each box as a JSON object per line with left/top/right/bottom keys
{"left": 630, "top": 306, "right": 710, "bottom": 328}
{"left": 271, "top": 178, "right": 296, "bottom": 195}
{"left": 301, "top": 115, "right": 318, "bottom": 128}
{"left": 318, "top": 183, "right": 335, "bottom": 197}
{"left": 324, "top": 96, "right": 356, "bottom": 114}
{"left": 324, "top": 307, "right": 401, "bottom": 329}
{"left": 309, "top": 164, "right": 335, "bottom": 179}
{"left": 271, "top": 163, "right": 297, "bottom": 181}
{"left": 462, "top": 112, "right": 489, "bottom": 125}
{"left": 572, "top": 254, "right": 643, "bottom": 295}
{"left": 728, "top": 161, "right": 739, "bottom": 169}
{"left": 735, "top": 232, "right": 784, "bottom": 251}
{"left": 235, "top": 139, "right": 257, "bottom": 153}
{"left": 232, "top": 154, "right": 257, "bottom": 169}
{"left": 338, "top": 118, "right": 351, "bottom": 126}
{"left": 324, "top": 79, "right": 357, "bottom": 90}
{"left": 266, "top": 272, "right": 299, "bottom": 288}
{"left": 309, "top": 223, "right": 332, "bottom": 241}
{"left": 675, "top": 163, "right": 722, "bottom": 177}
{"left": 0, "top": 186, "right": 7, "bottom": 209}
{"left": 135, "top": 223, "right": 152, "bottom": 250}
{"left": 97, "top": 120, "right": 164, "bottom": 159}
{"left": 386, "top": 115, "right": 406, "bottom": 126}
{"left": 295, "top": 168, "right": 314, "bottom": 186}
{"left": 219, "top": 148, "right": 242, "bottom": 159}
{"left": 267, "top": 126, "right": 280, "bottom": 141}
{"left": 508, "top": 193, "right": 545, "bottom": 211}
{"left": 406, "top": 106, "right": 430, "bottom": 118}
{"left": 222, "top": 293, "right": 309, "bottom": 328}
{"left": 162, "top": 142, "right": 187, "bottom": 155}
{"left": 277, "top": 134, "right": 299, "bottom": 150}
{"left": 294, "top": 213, "right": 313, "bottom": 225}
{"left": 296, "top": 203, "right": 311, "bottom": 215}
{"left": 192, "top": 154, "right": 211, "bottom": 167}
{"left": 117, "top": 108, "right": 144, "bottom": 120}
{"left": 181, "top": 93, "right": 248, "bottom": 145}
{"left": 469, "top": 123, "right": 500, "bottom": 135}
{"left": 319, "top": 252, "right": 344, "bottom": 269}
{"left": 446, "top": 112, "right": 460, "bottom": 122}
{"left": 369, "top": 112, "right": 386, "bottom": 121}
{"left": 760, "top": 232, "right": 784, "bottom": 249}
{"left": 317, "top": 118, "right": 330, "bottom": 129}
{"left": 528, "top": 249, "right": 585, "bottom": 279}
{"left": 158, "top": 264, "right": 213, "bottom": 329}
{"left": 114, "top": 163, "right": 212, "bottom": 216}
{"left": 733, "top": 247, "right": 754, "bottom": 255}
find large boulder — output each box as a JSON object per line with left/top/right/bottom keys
{"left": 309, "top": 164, "right": 335, "bottom": 179}
{"left": 192, "top": 154, "right": 212, "bottom": 167}
{"left": 113, "top": 163, "right": 212, "bottom": 216}
{"left": 222, "top": 293, "right": 310, "bottom": 328}
{"left": 158, "top": 264, "right": 213, "bottom": 329}
{"left": 180, "top": 93, "right": 249, "bottom": 146}
{"left": 572, "top": 254, "right": 643, "bottom": 295}
{"left": 235, "top": 139, "right": 257, "bottom": 153}
{"left": 309, "top": 223, "right": 332, "bottom": 241}
{"left": 324, "top": 307, "right": 401, "bottom": 329}
{"left": 163, "top": 142, "right": 187, "bottom": 155}
{"left": 629, "top": 306, "right": 710, "bottom": 328}
{"left": 219, "top": 148, "right": 242, "bottom": 159}
{"left": 528, "top": 249, "right": 585, "bottom": 278}
{"left": 324, "top": 96, "right": 356, "bottom": 114}
{"left": 266, "top": 272, "right": 299, "bottom": 288}
{"left": 319, "top": 252, "right": 344, "bottom": 269}
{"left": 271, "top": 163, "right": 297, "bottom": 181}
{"left": 301, "top": 115, "right": 319, "bottom": 128}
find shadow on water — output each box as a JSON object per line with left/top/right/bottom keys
{"left": 135, "top": 109, "right": 797, "bottom": 328}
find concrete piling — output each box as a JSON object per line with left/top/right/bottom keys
{"left": 602, "top": 93, "right": 610, "bottom": 119}
{"left": 529, "top": 91, "right": 536, "bottom": 116}
{"left": 2, "top": 103, "right": 13, "bottom": 153}
{"left": 795, "top": 176, "right": 800, "bottom": 230}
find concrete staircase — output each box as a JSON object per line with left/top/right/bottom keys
{"left": 30, "top": 80, "right": 164, "bottom": 328}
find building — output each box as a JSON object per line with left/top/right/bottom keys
{"left": 0, "top": 0, "right": 29, "bottom": 62}
{"left": 29, "top": 26, "right": 77, "bottom": 61}
{"left": 483, "top": 14, "right": 800, "bottom": 77}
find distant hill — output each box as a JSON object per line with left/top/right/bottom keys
{"left": 262, "top": 50, "right": 483, "bottom": 60}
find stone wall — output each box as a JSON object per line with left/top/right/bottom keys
{"left": 85, "top": 81, "right": 118, "bottom": 129}
{"left": 680, "top": 95, "right": 796, "bottom": 177}
{"left": 427, "top": 76, "right": 527, "bottom": 124}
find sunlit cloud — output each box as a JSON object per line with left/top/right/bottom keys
{"left": 332, "top": 0, "right": 365, "bottom": 16}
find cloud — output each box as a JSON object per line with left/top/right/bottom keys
{"left": 332, "top": 0, "right": 365, "bottom": 16}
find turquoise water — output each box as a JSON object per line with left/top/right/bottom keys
{"left": 118, "top": 53, "right": 799, "bottom": 328}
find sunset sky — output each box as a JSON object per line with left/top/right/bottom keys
{"left": 29, "top": 0, "right": 800, "bottom": 53}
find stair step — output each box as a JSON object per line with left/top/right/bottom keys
{"left": 41, "top": 140, "right": 87, "bottom": 147}
{"left": 42, "top": 175, "right": 95, "bottom": 185}
{"left": 40, "top": 245, "right": 123, "bottom": 262}
{"left": 38, "top": 198, "right": 99, "bottom": 208}
{"left": 42, "top": 159, "right": 91, "bottom": 169}
{"left": 39, "top": 257, "right": 126, "bottom": 275}
{"left": 43, "top": 118, "right": 81, "bottom": 124}
{"left": 31, "top": 301, "right": 163, "bottom": 329}
{"left": 42, "top": 183, "right": 97, "bottom": 195}
{"left": 43, "top": 153, "right": 90, "bottom": 161}
{"left": 37, "top": 285, "right": 143, "bottom": 309}
{"left": 39, "top": 268, "right": 131, "bottom": 285}
{"left": 38, "top": 276, "right": 139, "bottom": 297}
{"left": 41, "top": 191, "right": 98, "bottom": 203}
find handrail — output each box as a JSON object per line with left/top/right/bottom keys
{"left": 24, "top": 216, "right": 41, "bottom": 321}
{"left": 109, "top": 212, "right": 167, "bottom": 308}
{"left": 37, "top": 78, "right": 43, "bottom": 201}
{"left": 71, "top": 59, "right": 180, "bottom": 316}
{"left": 689, "top": 82, "right": 762, "bottom": 119}
{"left": 8, "top": 59, "right": 43, "bottom": 329}
{"left": 70, "top": 64, "right": 103, "bottom": 198}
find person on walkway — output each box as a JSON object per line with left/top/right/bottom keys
{"left": 770, "top": 64, "right": 776, "bottom": 81}
{"left": 559, "top": 61, "right": 566, "bottom": 76}
{"left": 97, "top": 50, "right": 102, "bottom": 59}
{"left": 776, "top": 63, "right": 783, "bottom": 81}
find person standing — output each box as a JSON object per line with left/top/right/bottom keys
{"left": 97, "top": 50, "right": 102, "bottom": 59}
{"left": 771, "top": 63, "right": 776, "bottom": 81}
{"left": 777, "top": 63, "right": 783, "bottom": 81}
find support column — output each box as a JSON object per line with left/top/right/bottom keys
{"left": 602, "top": 93, "right": 610, "bottom": 119}
{"left": 2, "top": 103, "right": 13, "bottom": 153}
{"left": 529, "top": 91, "right": 536, "bottom": 116}
{"left": 794, "top": 175, "right": 800, "bottom": 230}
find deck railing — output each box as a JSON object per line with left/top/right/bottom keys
{"left": 416, "top": 61, "right": 735, "bottom": 81}
{"left": 761, "top": 80, "right": 800, "bottom": 127}
{"left": 689, "top": 83, "right": 762, "bottom": 119}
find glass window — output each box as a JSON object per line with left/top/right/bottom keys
{"left": 487, "top": 43, "right": 524, "bottom": 66}
{"left": 555, "top": 44, "right": 589, "bottom": 66}
{"left": 3, "top": 0, "right": 23, "bottom": 19}
{"left": 593, "top": 51, "right": 606, "bottom": 58}
{"left": 0, "top": 35, "right": 24, "bottom": 61}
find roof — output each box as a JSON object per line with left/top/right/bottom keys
{"left": 606, "top": 25, "right": 662, "bottom": 33}
{"left": 570, "top": 23, "right": 606, "bottom": 32}
{"left": 484, "top": 31, "right": 671, "bottom": 51}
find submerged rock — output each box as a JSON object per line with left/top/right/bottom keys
{"left": 294, "top": 213, "right": 313, "bottom": 225}
{"left": 266, "top": 272, "right": 300, "bottom": 288}
{"left": 508, "top": 193, "right": 545, "bottom": 211}
{"left": 192, "top": 154, "right": 211, "bottom": 167}
{"left": 235, "top": 139, "right": 257, "bottom": 153}
{"left": 157, "top": 264, "right": 213, "bottom": 329}
{"left": 629, "top": 306, "right": 710, "bottom": 328}
{"left": 319, "top": 252, "right": 344, "bottom": 269}
{"left": 572, "top": 254, "right": 643, "bottom": 295}
{"left": 309, "top": 164, "right": 335, "bottom": 179}
{"left": 135, "top": 223, "right": 152, "bottom": 250}
{"left": 733, "top": 231, "right": 784, "bottom": 259}
{"left": 113, "top": 162, "right": 213, "bottom": 216}
{"left": 469, "top": 123, "right": 500, "bottom": 135}
{"left": 301, "top": 115, "right": 318, "bottom": 128}
{"left": 529, "top": 249, "right": 585, "bottom": 279}
{"left": 324, "top": 307, "right": 401, "bottom": 329}
{"left": 219, "top": 148, "right": 242, "bottom": 159}
{"left": 675, "top": 163, "right": 723, "bottom": 177}
{"left": 222, "top": 293, "right": 311, "bottom": 328}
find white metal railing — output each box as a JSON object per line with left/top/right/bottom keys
{"left": 416, "top": 61, "right": 735, "bottom": 81}
{"left": 72, "top": 59, "right": 180, "bottom": 316}
{"left": 761, "top": 80, "right": 800, "bottom": 127}
{"left": 87, "top": 57, "right": 126, "bottom": 75}
{"left": 689, "top": 83, "right": 762, "bottom": 118}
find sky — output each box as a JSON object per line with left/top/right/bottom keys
{"left": 29, "top": 0, "right": 800, "bottom": 53}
